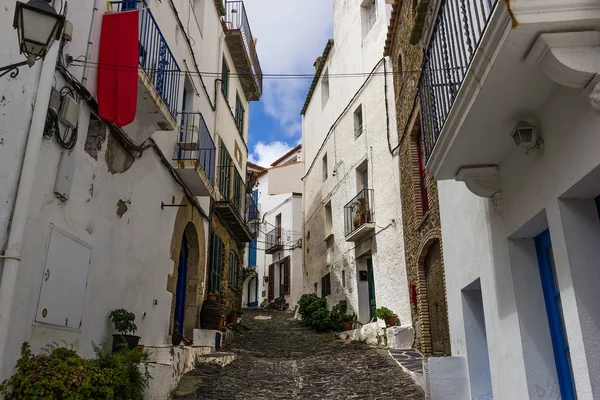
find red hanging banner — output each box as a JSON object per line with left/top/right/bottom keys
{"left": 97, "top": 11, "right": 139, "bottom": 127}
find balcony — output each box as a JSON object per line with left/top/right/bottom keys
{"left": 223, "top": 1, "right": 263, "bottom": 101}
{"left": 107, "top": 0, "right": 180, "bottom": 143}
{"left": 418, "top": 0, "right": 600, "bottom": 182}
{"left": 173, "top": 112, "right": 216, "bottom": 197}
{"left": 265, "top": 228, "right": 284, "bottom": 254}
{"left": 344, "top": 189, "right": 375, "bottom": 242}
{"left": 215, "top": 166, "right": 257, "bottom": 242}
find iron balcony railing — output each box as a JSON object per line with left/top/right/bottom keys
{"left": 344, "top": 189, "right": 374, "bottom": 237}
{"left": 109, "top": 0, "right": 181, "bottom": 119}
{"left": 224, "top": 1, "right": 263, "bottom": 96}
{"left": 418, "top": 0, "right": 498, "bottom": 162}
{"left": 265, "top": 228, "right": 283, "bottom": 253}
{"left": 176, "top": 112, "right": 216, "bottom": 185}
{"left": 217, "top": 165, "right": 258, "bottom": 223}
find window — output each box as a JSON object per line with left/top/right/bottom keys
{"left": 367, "top": 0, "right": 378, "bottom": 29}
{"left": 321, "top": 68, "right": 329, "bottom": 108}
{"left": 357, "top": 161, "right": 369, "bottom": 191}
{"left": 322, "top": 273, "right": 331, "bottom": 297}
{"left": 229, "top": 251, "right": 239, "bottom": 290}
{"left": 283, "top": 257, "right": 291, "bottom": 295}
{"left": 221, "top": 57, "right": 229, "bottom": 98}
{"left": 219, "top": 142, "right": 232, "bottom": 198}
{"left": 325, "top": 201, "right": 333, "bottom": 237}
{"left": 322, "top": 153, "right": 328, "bottom": 182}
{"left": 276, "top": 213, "right": 282, "bottom": 245}
{"left": 234, "top": 141, "right": 243, "bottom": 166}
{"left": 417, "top": 133, "right": 430, "bottom": 215}
{"left": 235, "top": 93, "right": 245, "bottom": 133}
{"left": 354, "top": 105, "right": 363, "bottom": 138}
{"left": 314, "top": 282, "right": 318, "bottom": 294}
{"left": 209, "top": 233, "right": 224, "bottom": 293}
{"left": 342, "top": 270, "right": 346, "bottom": 288}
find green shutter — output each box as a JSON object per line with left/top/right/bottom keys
{"left": 235, "top": 94, "right": 244, "bottom": 133}
{"left": 228, "top": 251, "right": 239, "bottom": 290}
{"left": 221, "top": 58, "right": 229, "bottom": 98}
{"left": 209, "top": 233, "right": 223, "bottom": 293}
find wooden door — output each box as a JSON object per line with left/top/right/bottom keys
{"left": 268, "top": 263, "right": 275, "bottom": 300}
{"left": 367, "top": 258, "right": 377, "bottom": 321}
{"left": 283, "top": 257, "right": 291, "bottom": 295}
{"left": 424, "top": 241, "right": 451, "bottom": 356}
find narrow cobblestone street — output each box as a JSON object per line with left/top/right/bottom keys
{"left": 173, "top": 309, "right": 424, "bottom": 399}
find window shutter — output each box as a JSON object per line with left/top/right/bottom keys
{"left": 268, "top": 263, "right": 275, "bottom": 300}
{"left": 209, "top": 233, "right": 223, "bottom": 293}
{"left": 283, "top": 257, "right": 291, "bottom": 295}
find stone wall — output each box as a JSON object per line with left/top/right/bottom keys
{"left": 210, "top": 215, "right": 244, "bottom": 315}
{"left": 389, "top": 0, "right": 449, "bottom": 355}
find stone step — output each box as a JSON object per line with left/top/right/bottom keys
{"left": 196, "top": 352, "right": 236, "bottom": 368}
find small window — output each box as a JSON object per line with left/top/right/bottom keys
{"left": 322, "top": 153, "right": 328, "bottom": 182}
{"left": 229, "top": 250, "right": 239, "bottom": 290}
{"left": 416, "top": 133, "right": 430, "bottom": 215}
{"left": 221, "top": 57, "right": 230, "bottom": 98}
{"left": 354, "top": 105, "right": 363, "bottom": 138}
{"left": 321, "top": 273, "right": 331, "bottom": 297}
{"left": 314, "top": 282, "right": 318, "bottom": 294}
{"left": 325, "top": 201, "right": 333, "bottom": 237}
{"left": 234, "top": 141, "right": 243, "bottom": 166}
{"left": 367, "top": 0, "right": 378, "bottom": 29}
{"left": 321, "top": 68, "right": 329, "bottom": 108}
{"left": 342, "top": 270, "right": 346, "bottom": 288}
{"left": 306, "top": 230, "right": 310, "bottom": 242}
{"left": 235, "top": 93, "right": 245, "bottom": 133}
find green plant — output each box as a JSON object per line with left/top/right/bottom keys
{"left": 210, "top": 290, "right": 219, "bottom": 296}
{"left": 297, "top": 295, "right": 349, "bottom": 333}
{"left": 0, "top": 342, "right": 151, "bottom": 399}
{"left": 109, "top": 309, "right": 137, "bottom": 335}
{"left": 376, "top": 306, "right": 395, "bottom": 320}
{"left": 341, "top": 313, "right": 356, "bottom": 323}
{"left": 216, "top": 0, "right": 226, "bottom": 16}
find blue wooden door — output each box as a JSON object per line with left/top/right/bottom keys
{"left": 174, "top": 233, "right": 189, "bottom": 335}
{"left": 535, "top": 230, "right": 575, "bottom": 399}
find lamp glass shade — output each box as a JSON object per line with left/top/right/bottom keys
{"left": 14, "top": 0, "right": 65, "bottom": 59}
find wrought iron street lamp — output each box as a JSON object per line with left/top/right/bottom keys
{"left": 0, "top": 0, "right": 65, "bottom": 78}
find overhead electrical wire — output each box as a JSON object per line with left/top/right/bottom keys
{"left": 64, "top": 59, "right": 456, "bottom": 79}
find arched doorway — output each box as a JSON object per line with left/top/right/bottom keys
{"left": 248, "top": 276, "right": 258, "bottom": 307}
{"left": 423, "top": 240, "right": 451, "bottom": 356}
{"left": 174, "top": 232, "right": 189, "bottom": 335}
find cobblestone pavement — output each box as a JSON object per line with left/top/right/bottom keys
{"left": 173, "top": 308, "right": 425, "bottom": 399}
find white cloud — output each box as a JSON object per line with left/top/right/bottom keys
{"left": 244, "top": 0, "right": 333, "bottom": 137}
{"left": 249, "top": 141, "right": 294, "bottom": 167}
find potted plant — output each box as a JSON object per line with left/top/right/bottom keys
{"left": 341, "top": 313, "right": 356, "bottom": 331}
{"left": 227, "top": 309, "right": 241, "bottom": 324}
{"left": 109, "top": 308, "right": 140, "bottom": 352}
{"left": 376, "top": 306, "right": 399, "bottom": 327}
{"left": 207, "top": 290, "right": 219, "bottom": 302}
{"left": 353, "top": 203, "right": 362, "bottom": 228}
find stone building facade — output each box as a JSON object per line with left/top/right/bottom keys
{"left": 384, "top": 0, "right": 450, "bottom": 356}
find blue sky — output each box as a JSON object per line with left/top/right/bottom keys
{"left": 243, "top": 0, "right": 334, "bottom": 167}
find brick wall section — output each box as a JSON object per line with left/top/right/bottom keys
{"left": 390, "top": 0, "right": 450, "bottom": 355}
{"left": 211, "top": 215, "right": 244, "bottom": 315}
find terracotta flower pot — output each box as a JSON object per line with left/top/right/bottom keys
{"left": 342, "top": 322, "right": 353, "bottom": 332}
{"left": 353, "top": 212, "right": 361, "bottom": 228}
{"left": 228, "top": 313, "right": 239, "bottom": 324}
{"left": 207, "top": 294, "right": 217, "bottom": 302}
{"left": 385, "top": 315, "right": 399, "bottom": 327}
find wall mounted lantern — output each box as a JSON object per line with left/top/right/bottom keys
{"left": 510, "top": 120, "right": 544, "bottom": 156}
{"left": 1, "top": 0, "right": 65, "bottom": 78}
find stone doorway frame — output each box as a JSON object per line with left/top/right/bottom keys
{"left": 416, "top": 230, "right": 451, "bottom": 356}
{"left": 167, "top": 198, "right": 207, "bottom": 338}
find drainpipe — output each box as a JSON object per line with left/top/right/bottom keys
{"left": 0, "top": 43, "right": 61, "bottom": 381}
{"left": 81, "top": 0, "right": 100, "bottom": 87}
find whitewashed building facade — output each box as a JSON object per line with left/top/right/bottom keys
{"left": 243, "top": 146, "right": 304, "bottom": 310}
{"left": 0, "top": 0, "right": 262, "bottom": 396}
{"left": 416, "top": 0, "right": 600, "bottom": 398}
{"left": 302, "top": 0, "right": 412, "bottom": 328}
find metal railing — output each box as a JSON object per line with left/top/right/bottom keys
{"left": 344, "top": 189, "right": 374, "bottom": 237}
{"left": 175, "top": 112, "right": 216, "bottom": 185}
{"left": 418, "top": 0, "right": 498, "bottom": 162}
{"left": 265, "top": 228, "right": 283, "bottom": 252}
{"left": 109, "top": 0, "right": 181, "bottom": 119}
{"left": 217, "top": 165, "right": 257, "bottom": 223}
{"left": 224, "top": 1, "right": 263, "bottom": 96}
